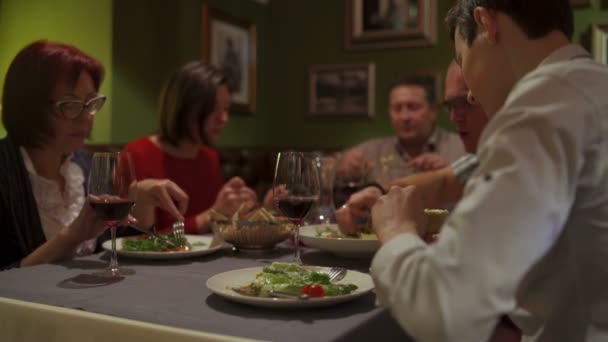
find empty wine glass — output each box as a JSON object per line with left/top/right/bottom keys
{"left": 88, "top": 152, "right": 137, "bottom": 277}
{"left": 273, "top": 152, "right": 320, "bottom": 264}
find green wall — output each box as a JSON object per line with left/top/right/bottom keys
{"left": 1, "top": 0, "right": 608, "bottom": 148}
{"left": 111, "top": 0, "right": 271, "bottom": 146}
{"left": 0, "top": 0, "right": 113, "bottom": 143}
{"left": 265, "top": 0, "right": 608, "bottom": 149}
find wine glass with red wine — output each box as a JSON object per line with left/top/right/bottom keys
{"left": 273, "top": 152, "right": 320, "bottom": 264}
{"left": 88, "top": 152, "right": 137, "bottom": 277}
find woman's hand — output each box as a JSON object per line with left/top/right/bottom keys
{"left": 64, "top": 200, "right": 109, "bottom": 243}
{"left": 262, "top": 185, "right": 286, "bottom": 212}
{"left": 212, "top": 177, "right": 257, "bottom": 216}
{"left": 130, "top": 179, "right": 189, "bottom": 229}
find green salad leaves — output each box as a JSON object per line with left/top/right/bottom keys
{"left": 122, "top": 233, "right": 197, "bottom": 252}
{"left": 236, "top": 262, "right": 357, "bottom": 297}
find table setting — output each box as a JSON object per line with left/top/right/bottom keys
{"left": 0, "top": 151, "right": 418, "bottom": 342}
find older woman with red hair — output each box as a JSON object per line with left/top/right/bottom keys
{"left": 0, "top": 40, "right": 188, "bottom": 270}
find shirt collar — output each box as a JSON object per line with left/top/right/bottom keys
{"left": 20, "top": 147, "right": 73, "bottom": 176}
{"left": 393, "top": 126, "right": 438, "bottom": 157}
{"left": 538, "top": 44, "right": 591, "bottom": 67}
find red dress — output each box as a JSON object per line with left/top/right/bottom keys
{"left": 122, "top": 137, "right": 223, "bottom": 234}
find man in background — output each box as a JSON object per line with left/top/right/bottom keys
{"left": 337, "top": 60, "right": 488, "bottom": 233}
{"left": 337, "top": 74, "right": 466, "bottom": 186}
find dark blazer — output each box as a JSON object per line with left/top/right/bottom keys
{"left": 0, "top": 137, "right": 90, "bottom": 270}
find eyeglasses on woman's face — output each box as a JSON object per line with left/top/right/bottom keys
{"left": 53, "top": 95, "right": 107, "bottom": 119}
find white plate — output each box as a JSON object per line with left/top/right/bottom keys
{"left": 102, "top": 235, "right": 222, "bottom": 260}
{"left": 206, "top": 266, "right": 374, "bottom": 309}
{"left": 299, "top": 224, "right": 380, "bottom": 258}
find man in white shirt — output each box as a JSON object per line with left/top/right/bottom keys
{"left": 370, "top": 1, "right": 608, "bottom": 341}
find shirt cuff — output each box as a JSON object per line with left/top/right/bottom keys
{"left": 371, "top": 232, "right": 426, "bottom": 276}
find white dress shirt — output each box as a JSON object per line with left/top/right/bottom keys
{"left": 371, "top": 44, "right": 608, "bottom": 342}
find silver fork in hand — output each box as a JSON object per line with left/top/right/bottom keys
{"left": 172, "top": 221, "right": 186, "bottom": 246}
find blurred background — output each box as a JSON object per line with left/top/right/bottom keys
{"left": 0, "top": 0, "right": 607, "bottom": 151}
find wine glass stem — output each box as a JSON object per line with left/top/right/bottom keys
{"left": 109, "top": 225, "right": 119, "bottom": 273}
{"left": 293, "top": 224, "right": 302, "bottom": 265}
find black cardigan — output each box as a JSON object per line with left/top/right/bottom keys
{"left": 0, "top": 137, "right": 90, "bottom": 270}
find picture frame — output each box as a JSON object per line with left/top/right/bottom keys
{"left": 201, "top": 5, "right": 257, "bottom": 113}
{"left": 308, "top": 63, "right": 376, "bottom": 117}
{"left": 592, "top": 23, "right": 608, "bottom": 65}
{"left": 344, "top": 0, "right": 437, "bottom": 50}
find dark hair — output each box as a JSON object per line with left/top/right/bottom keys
{"left": 158, "top": 61, "right": 227, "bottom": 147}
{"left": 446, "top": 0, "right": 574, "bottom": 45}
{"left": 2, "top": 40, "right": 104, "bottom": 148}
{"left": 389, "top": 74, "right": 436, "bottom": 104}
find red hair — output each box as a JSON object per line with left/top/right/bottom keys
{"left": 2, "top": 40, "right": 104, "bottom": 147}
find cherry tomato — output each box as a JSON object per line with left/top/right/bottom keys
{"left": 301, "top": 284, "right": 324, "bottom": 297}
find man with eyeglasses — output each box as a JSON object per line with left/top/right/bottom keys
{"left": 337, "top": 61, "right": 488, "bottom": 232}
{"left": 335, "top": 74, "right": 466, "bottom": 187}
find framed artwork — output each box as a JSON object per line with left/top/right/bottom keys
{"left": 308, "top": 64, "right": 375, "bottom": 117}
{"left": 592, "top": 23, "right": 608, "bottom": 65}
{"left": 570, "top": 0, "right": 591, "bottom": 7}
{"left": 201, "top": 5, "right": 257, "bottom": 113}
{"left": 344, "top": 0, "right": 437, "bottom": 50}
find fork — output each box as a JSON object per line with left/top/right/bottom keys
{"left": 327, "top": 267, "right": 347, "bottom": 282}
{"left": 130, "top": 225, "right": 180, "bottom": 248}
{"left": 172, "top": 221, "right": 187, "bottom": 246}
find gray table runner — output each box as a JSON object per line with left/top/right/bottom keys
{"left": 0, "top": 245, "right": 411, "bottom": 341}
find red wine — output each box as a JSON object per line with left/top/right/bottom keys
{"left": 90, "top": 200, "right": 134, "bottom": 222}
{"left": 276, "top": 197, "right": 317, "bottom": 224}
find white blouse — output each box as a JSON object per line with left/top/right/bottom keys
{"left": 20, "top": 148, "right": 96, "bottom": 256}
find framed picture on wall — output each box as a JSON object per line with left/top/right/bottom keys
{"left": 308, "top": 63, "right": 375, "bottom": 117}
{"left": 201, "top": 5, "right": 257, "bottom": 113}
{"left": 592, "top": 23, "right": 608, "bottom": 65}
{"left": 344, "top": 0, "right": 437, "bottom": 50}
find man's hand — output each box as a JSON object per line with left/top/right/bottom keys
{"left": 336, "top": 186, "right": 383, "bottom": 235}
{"left": 336, "top": 149, "right": 372, "bottom": 181}
{"left": 407, "top": 153, "right": 447, "bottom": 171}
{"left": 371, "top": 186, "right": 428, "bottom": 244}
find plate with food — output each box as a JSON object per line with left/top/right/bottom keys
{"left": 206, "top": 262, "right": 374, "bottom": 308}
{"left": 102, "top": 233, "right": 223, "bottom": 260}
{"left": 299, "top": 224, "right": 380, "bottom": 258}
{"left": 300, "top": 209, "right": 449, "bottom": 257}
